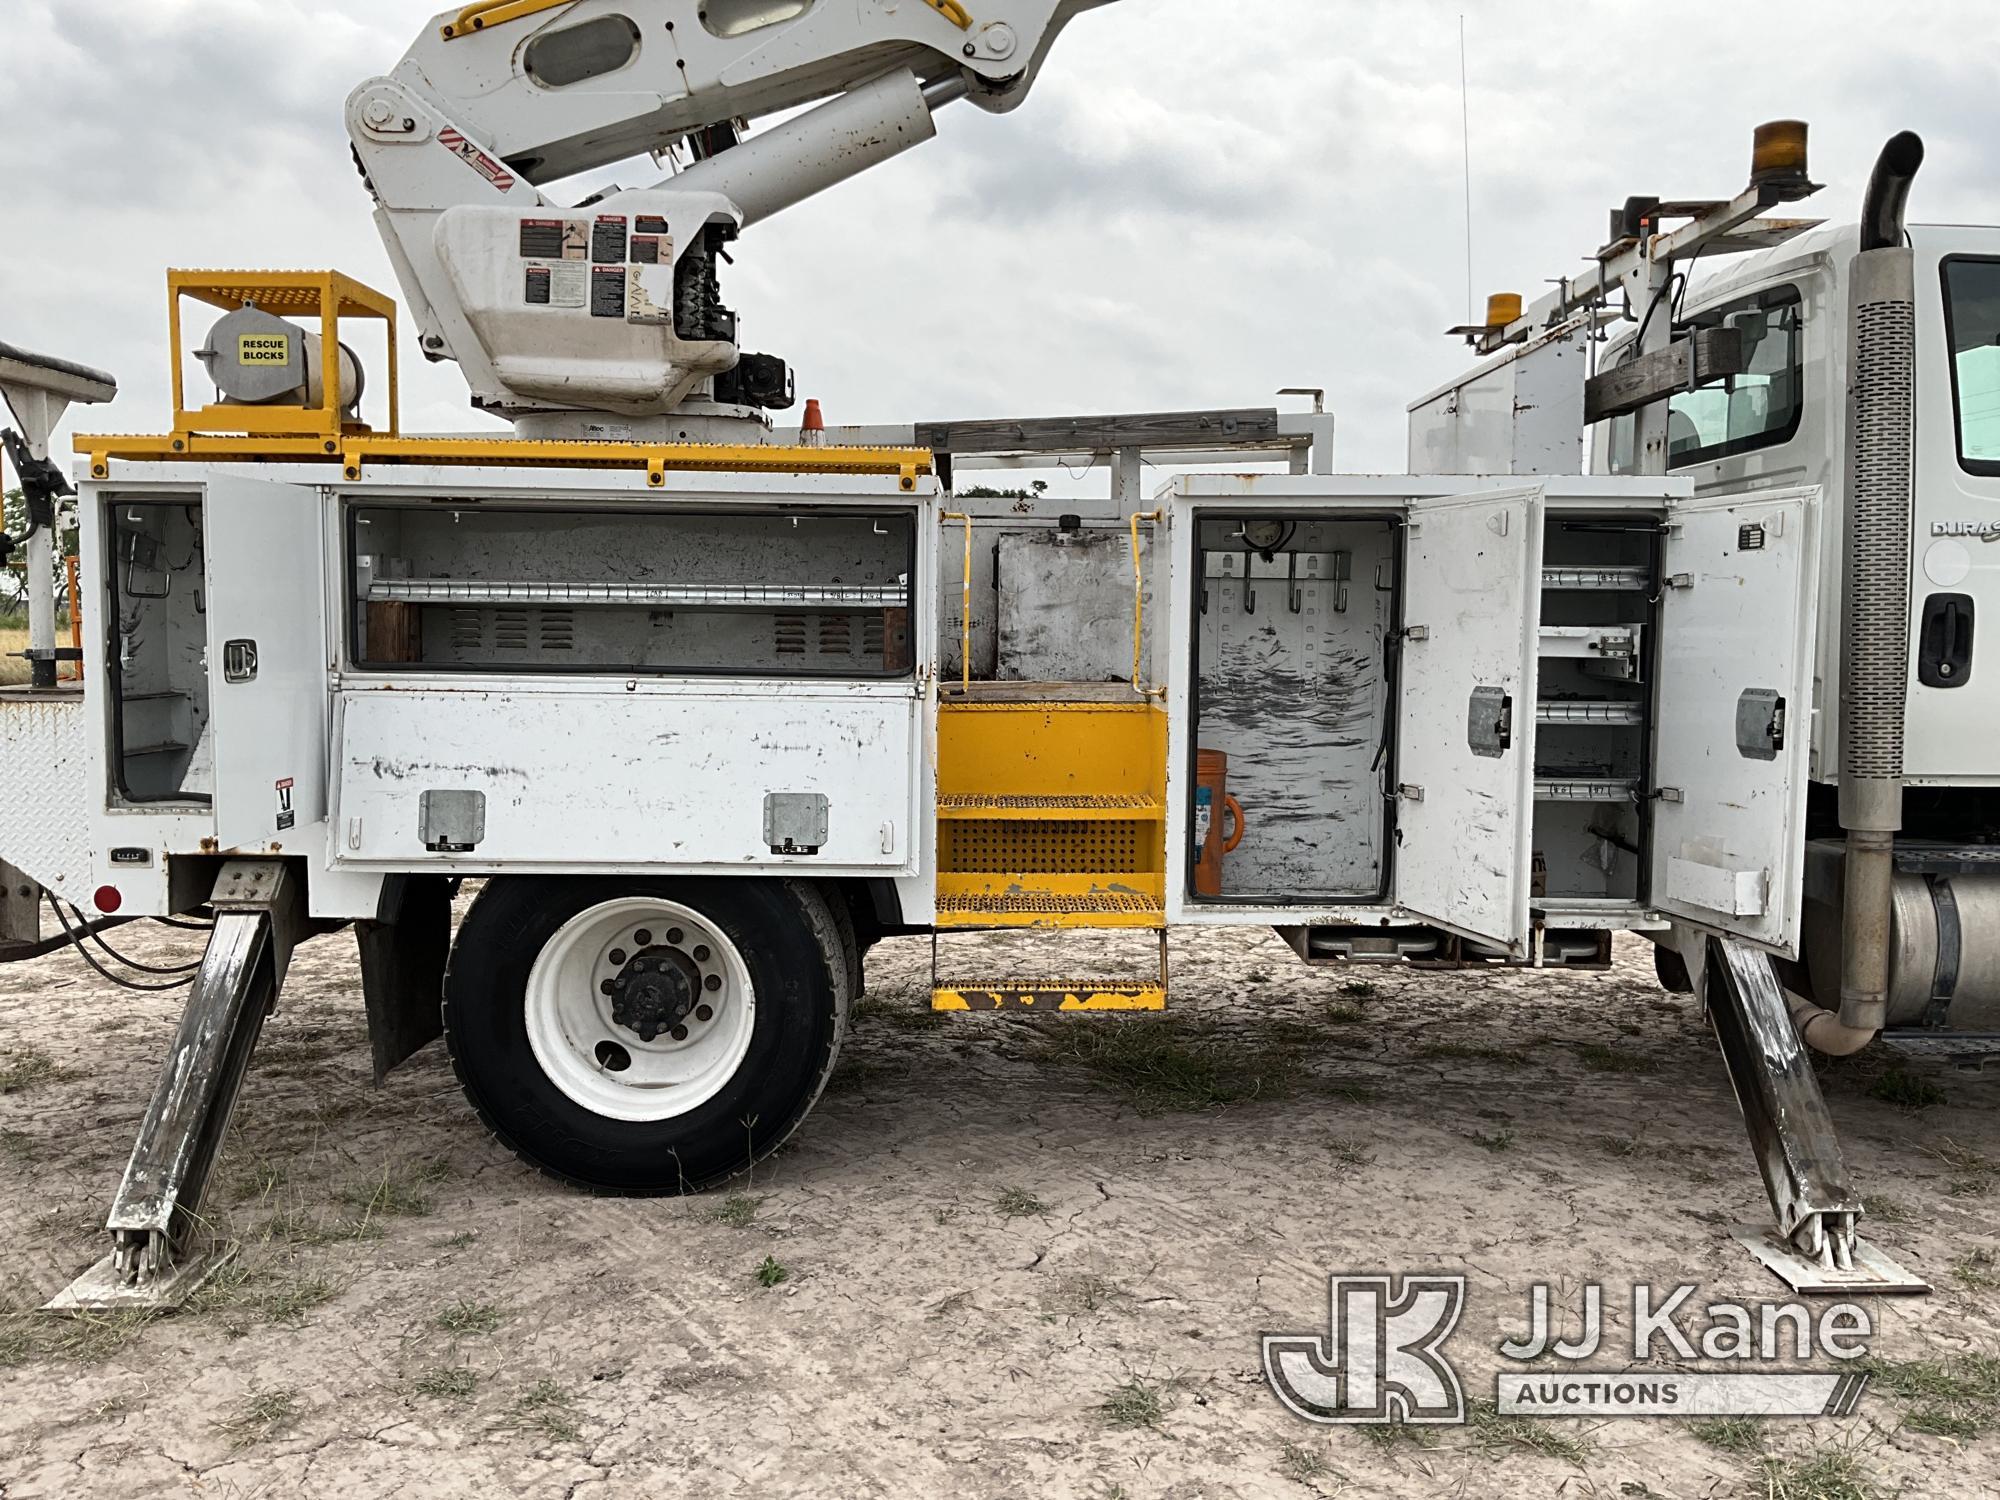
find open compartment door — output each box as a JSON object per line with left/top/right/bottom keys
{"left": 1395, "top": 486, "right": 1545, "bottom": 956}
{"left": 203, "top": 473, "right": 328, "bottom": 851}
{"left": 1651, "top": 486, "right": 1822, "bottom": 954}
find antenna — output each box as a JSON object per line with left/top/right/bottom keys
{"left": 1459, "top": 13, "right": 1474, "bottom": 327}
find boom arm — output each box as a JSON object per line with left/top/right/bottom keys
{"left": 347, "top": 0, "right": 1112, "bottom": 425}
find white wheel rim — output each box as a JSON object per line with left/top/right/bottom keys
{"left": 524, "top": 897, "right": 756, "bottom": 1123}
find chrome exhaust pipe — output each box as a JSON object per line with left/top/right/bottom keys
{"left": 1836, "top": 132, "right": 1924, "bottom": 1036}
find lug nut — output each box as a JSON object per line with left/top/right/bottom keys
{"left": 670, "top": 1025, "right": 689, "bottom": 1042}
{"left": 667, "top": 927, "right": 684, "bottom": 945}
{"left": 609, "top": 948, "right": 627, "bottom": 966}
{"left": 704, "top": 974, "right": 722, "bottom": 992}
{"left": 692, "top": 944, "right": 711, "bottom": 962}
{"left": 600, "top": 979, "right": 616, "bottom": 995}
{"left": 634, "top": 928, "right": 653, "bottom": 946}
{"left": 695, "top": 1004, "right": 714, "bottom": 1022}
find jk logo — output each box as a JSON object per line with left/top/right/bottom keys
{"left": 1262, "top": 1274, "right": 1467, "bottom": 1424}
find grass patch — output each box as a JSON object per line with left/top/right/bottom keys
{"left": 1863, "top": 1351, "right": 2000, "bottom": 1438}
{"left": 1755, "top": 1450, "right": 1879, "bottom": 1500}
{"left": 1921, "top": 1137, "right": 1998, "bottom": 1197}
{"left": 1278, "top": 1441, "right": 1331, "bottom": 1482}
{"left": 339, "top": 1159, "right": 450, "bottom": 1223}
{"left": 0, "top": 1047, "right": 78, "bottom": 1094}
{"left": 1099, "top": 1377, "right": 1167, "bottom": 1429}
{"left": 1575, "top": 1043, "right": 1655, "bottom": 1075}
{"left": 1337, "top": 981, "right": 1378, "bottom": 999}
{"left": 1954, "top": 1249, "right": 2000, "bottom": 1292}
{"left": 754, "top": 1255, "right": 789, "bottom": 1288}
{"left": 1326, "top": 1137, "right": 1373, "bottom": 1170}
{"left": 41, "top": 1310, "right": 155, "bottom": 1364}
{"left": 1416, "top": 1041, "right": 1529, "bottom": 1068}
{"left": 1323, "top": 1002, "right": 1366, "bottom": 1023}
{"left": 517, "top": 1378, "right": 581, "bottom": 1444}
{"left": 1358, "top": 1421, "right": 1438, "bottom": 1450}
{"left": 257, "top": 1271, "right": 335, "bottom": 1328}
{"left": 852, "top": 995, "right": 946, "bottom": 1031}
{"left": 413, "top": 1366, "right": 479, "bottom": 1400}
{"left": 219, "top": 1388, "right": 301, "bottom": 1448}
{"left": 1869, "top": 1069, "right": 1947, "bottom": 1110}
{"left": 1687, "top": 1416, "right": 1765, "bottom": 1455}
{"left": 1595, "top": 1134, "right": 1644, "bottom": 1158}
{"left": 1469, "top": 1398, "right": 1590, "bottom": 1463}
{"left": 1037, "top": 1016, "right": 1304, "bottom": 1113}
{"left": 232, "top": 1160, "right": 290, "bottom": 1202}
{"left": 437, "top": 1300, "right": 503, "bottom": 1335}
{"left": 994, "top": 1186, "right": 1048, "bottom": 1219}
{"left": 1467, "top": 1127, "right": 1516, "bottom": 1153}
{"left": 709, "top": 1193, "right": 762, "bottom": 1227}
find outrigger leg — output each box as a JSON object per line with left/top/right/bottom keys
{"left": 1688, "top": 929, "right": 1927, "bottom": 1295}
{"left": 48, "top": 860, "right": 306, "bottom": 1312}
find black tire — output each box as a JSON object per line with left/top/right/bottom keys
{"left": 443, "top": 875, "right": 850, "bottom": 1194}
{"left": 1653, "top": 940, "right": 1694, "bottom": 994}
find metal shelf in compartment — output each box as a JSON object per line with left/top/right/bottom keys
{"left": 1534, "top": 776, "right": 1640, "bottom": 802}
{"left": 1541, "top": 565, "right": 1650, "bottom": 592}
{"left": 1536, "top": 699, "right": 1646, "bottom": 726}
{"left": 367, "top": 579, "right": 907, "bottom": 611}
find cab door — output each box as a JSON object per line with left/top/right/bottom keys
{"left": 1650, "top": 486, "right": 1822, "bottom": 954}
{"left": 203, "top": 473, "right": 328, "bottom": 851}
{"left": 1395, "top": 486, "right": 1545, "bottom": 957}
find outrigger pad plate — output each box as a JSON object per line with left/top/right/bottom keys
{"left": 43, "top": 1242, "right": 239, "bottom": 1314}
{"left": 1732, "top": 1225, "right": 1929, "bottom": 1296}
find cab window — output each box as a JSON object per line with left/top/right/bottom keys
{"left": 1943, "top": 257, "right": 2000, "bottom": 473}
{"left": 1607, "top": 283, "right": 1804, "bottom": 472}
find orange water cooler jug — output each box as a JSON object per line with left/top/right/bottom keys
{"left": 1193, "top": 748, "right": 1246, "bottom": 898}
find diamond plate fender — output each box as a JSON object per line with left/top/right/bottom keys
{"left": 0, "top": 690, "right": 91, "bottom": 899}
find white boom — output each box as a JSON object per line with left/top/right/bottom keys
{"left": 348, "top": 0, "right": 1114, "bottom": 429}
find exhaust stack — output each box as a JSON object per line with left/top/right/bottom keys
{"left": 1837, "top": 131, "right": 1924, "bottom": 1034}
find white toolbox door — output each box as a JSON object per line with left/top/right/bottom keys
{"left": 1396, "top": 486, "right": 1545, "bottom": 957}
{"left": 1651, "top": 485, "right": 1822, "bottom": 954}
{"left": 203, "top": 473, "right": 328, "bottom": 851}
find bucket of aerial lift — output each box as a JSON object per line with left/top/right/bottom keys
{"left": 1192, "top": 749, "right": 1245, "bottom": 898}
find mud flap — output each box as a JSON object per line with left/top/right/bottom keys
{"left": 358, "top": 874, "right": 453, "bottom": 1083}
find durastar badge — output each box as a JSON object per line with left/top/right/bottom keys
{"left": 1932, "top": 519, "right": 2000, "bottom": 539}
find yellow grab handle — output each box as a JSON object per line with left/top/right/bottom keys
{"left": 442, "top": 0, "right": 574, "bottom": 41}
{"left": 924, "top": 0, "right": 975, "bottom": 29}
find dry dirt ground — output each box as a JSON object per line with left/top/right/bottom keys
{"left": 4, "top": 920, "right": 2000, "bottom": 1499}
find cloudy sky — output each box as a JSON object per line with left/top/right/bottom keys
{"left": 4, "top": 0, "right": 1996, "bottom": 486}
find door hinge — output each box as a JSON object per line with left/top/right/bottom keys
{"left": 1664, "top": 572, "right": 1695, "bottom": 590}
{"left": 1652, "top": 787, "right": 1685, "bottom": 803}
{"left": 1402, "top": 624, "right": 1430, "bottom": 643}
{"left": 1397, "top": 784, "right": 1426, "bottom": 803}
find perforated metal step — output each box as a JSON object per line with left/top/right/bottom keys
{"left": 933, "top": 889, "right": 1165, "bottom": 929}
{"left": 932, "top": 981, "right": 1166, "bottom": 1012}
{"left": 937, "top": 794, "right": 1164, "bottom": 820}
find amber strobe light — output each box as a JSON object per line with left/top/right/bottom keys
{"left": 1751, "top": 120, "right": 1810, "bottom": 187}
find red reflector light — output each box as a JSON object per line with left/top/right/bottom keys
{"left": 93, "top": 885, "right": 123, "bottom": 914}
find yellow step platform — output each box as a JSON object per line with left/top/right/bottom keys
{"left": 935, "top": 696, "right": 1168, "bottom": 932}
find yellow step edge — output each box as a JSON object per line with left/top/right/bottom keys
{"left": 932, "top": 985, "right": 1168, "bottom": 1013}
{"left": 936, "top": 794, "right": 1165, "bottom": 822}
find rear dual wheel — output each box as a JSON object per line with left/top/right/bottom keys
{"left": 444, "top": 876, "right": 853, "bottom": 1193}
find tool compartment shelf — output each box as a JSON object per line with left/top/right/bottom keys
{"left": 1531, "top": 516, "right": 1660, "bottom": 906}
